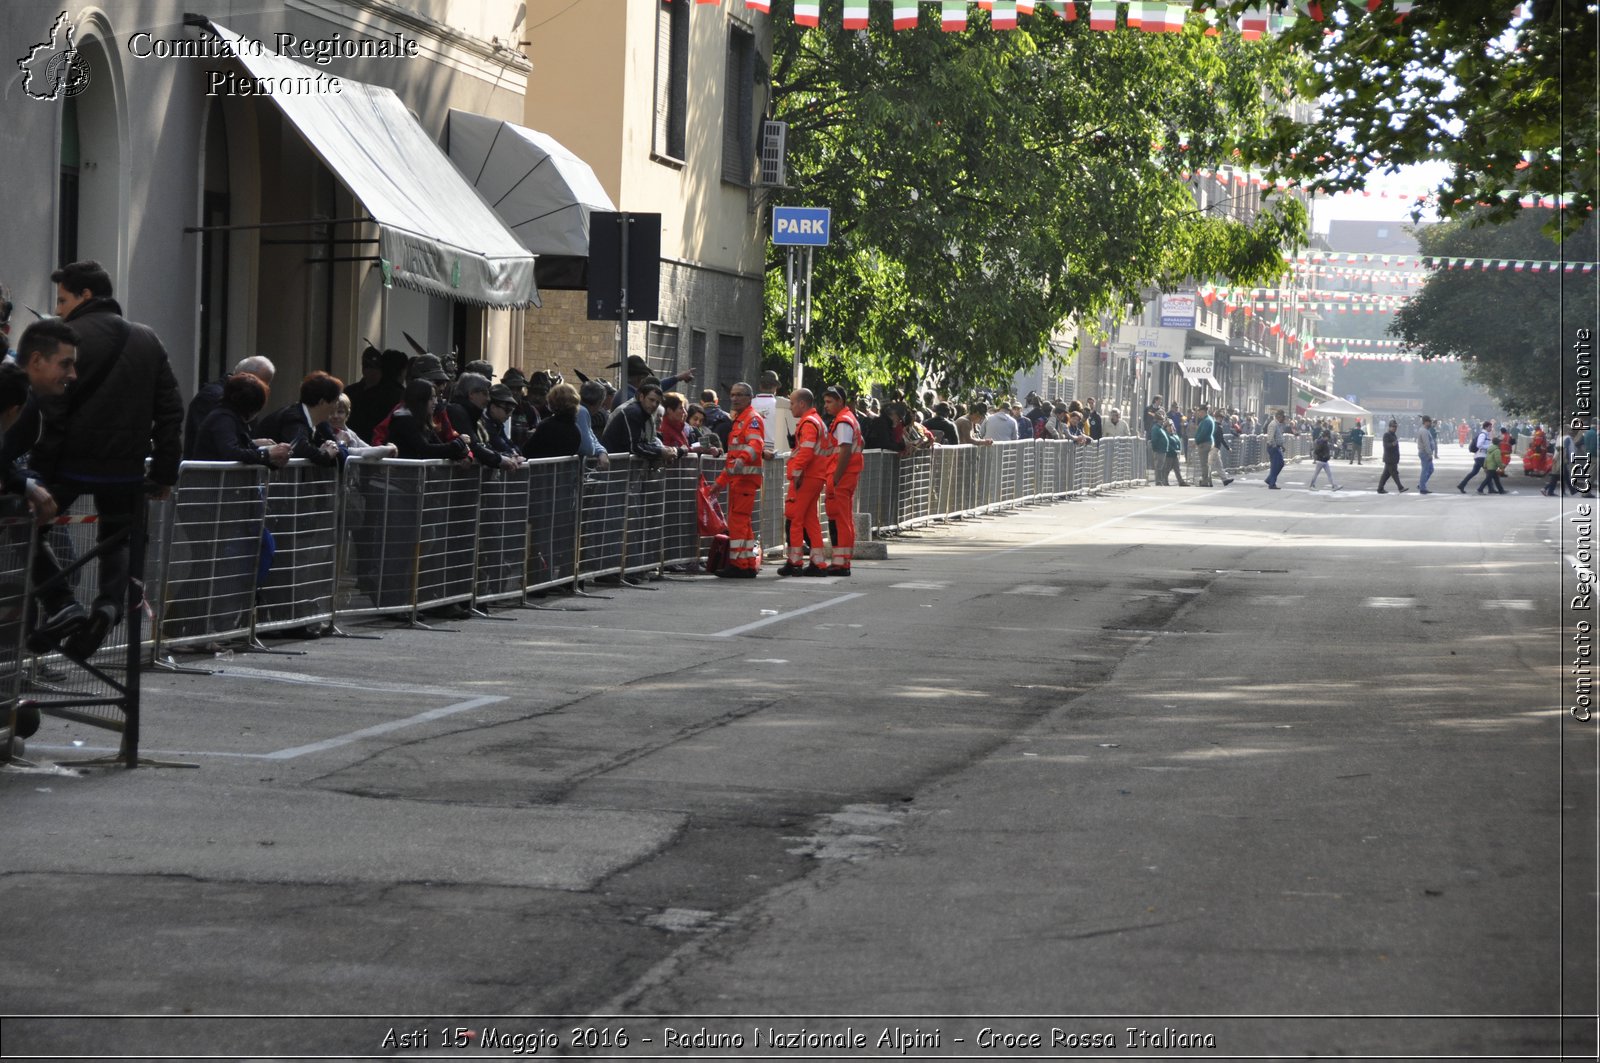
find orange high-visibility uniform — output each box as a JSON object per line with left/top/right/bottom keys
{"left": 822, "top": 406, "right": 864, "bottom": 570}
{"left": 716, "top": 406, "right": 766, "bottom": 571}
{"left": 785, "top": 409, "right": 828, "bottom": 567}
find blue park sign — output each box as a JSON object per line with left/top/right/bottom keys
{"left": 772, "top": 206, "right": 831, "bottom": 246}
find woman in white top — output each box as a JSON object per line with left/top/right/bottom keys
{"left": 330, "top": 394, "right": 397, "bottom": 458}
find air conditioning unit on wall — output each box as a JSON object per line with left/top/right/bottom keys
{"left": 758, "top": 121, "right": 787, "bottom": 188}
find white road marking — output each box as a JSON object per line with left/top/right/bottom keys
{"left": 261, "top": 696, "right": 509, "bottom": 760}
{"left": 1484, "top": 599, "right": 1535, "bottom": 611}
{"left": 1363, "top": 597, "right": 1416, "bottom": 608}
{"left": 1008, "top": 584, "right": 1063, "bottom": 596}
{"left": 33, "top": 694, "right": 511, "bottom": 762}
{"left": 891, "top": 581, "right": 949, "bottom": 590}
{"left": 711, "top": 593, "right": 866, "bottom": 638}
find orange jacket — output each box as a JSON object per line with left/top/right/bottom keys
{"left": 722, "top": 406, "right": 766, "bottom": 478}
{"left": 787, "top": 409, "right": 828, "bottom": 479}
{"left": 823, "top": 407, "right": 865, "bottom": 478}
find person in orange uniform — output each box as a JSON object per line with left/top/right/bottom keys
{"left": 779, "top": 388, "right": 829, "bottom": 577}
{"left": 714, "top": 381, "right": 765, "bottom": 579}
{"left": 820, "top": 385, "right": 864, "bottom": 577}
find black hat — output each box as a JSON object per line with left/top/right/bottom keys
{"left": 464, "top": 360, "right": 495, "bottom": 380}
{"left": 606, "top": 354, "right": 653, "bottom": 378}
{"left": 823, "top": 385, "right": 848, "bottom": 402}
{"left": 360, "top": 344, "right": 382, "bottom": 367}
{"left": 488, "top": 384, "right": 518, "bottom": 406}
{"left": 409, "top": 353, "right": 450, "bottom": 384}
{"left": 501, "top": 368, "right": 528, "bottom": 389}
{"left": 527, "top": 371, "right": 553, "bottom": 392}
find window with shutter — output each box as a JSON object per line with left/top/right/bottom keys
{"left": 654, "top": 0, "right": 689, "bottom": 163}
{"left": 722, "top": 25, "right": 754, "bottom": 185}
{"left": 647, "top": 324, "right": 680, "bottom": 378}
{"left": 716, "top": 333, "right": 745, "bottom": 390}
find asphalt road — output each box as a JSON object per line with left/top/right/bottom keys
{"left": 2, "top": 444, "right": 1593, "bottom": 1060}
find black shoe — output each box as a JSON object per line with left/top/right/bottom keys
{"left": 716, "top": 567, "right": 757, "bottom": 579}
{"left": 1222, "top": 478, "right": 1234, "bottom": 486}
{"left": 800, "top": 564, "right": 830, "bottom": 577}
{"left": 11, "top": 703, "right": 40, "bottom": 739}
{"left": 1458, "top": 485, "right": 1466, "bottom": 493}
{"left": 1377, "top": 488, "right": 1387, "bottom": 493}
{"left": 826, "top": 566, "right": 852, "bottom": 577}
{"left": 62, "top": 602, "right": 118, "bottom": 663}
{"left": 1398, "top": 488, "right": 1408, "bottom": 493}
{"left": 28, "top": 601, "right": 87, "bottom": 654}
{"left": 776, "top": 564, "right": 804, "bottom": 577}
{"left": 1268, "top": 485, "right": 1281, "bottom": 490}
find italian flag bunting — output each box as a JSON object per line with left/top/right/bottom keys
{"left": 843, "top": 0, "right": 869, "bottom": 28}
{"left": 1239, "top": 9, "right": 1270, "bottom": 38}
{"left": 1089, "top": 0, "right": 1117, "bottom": 30}
{"left": 893, "top": 0, "right": 920, "bottom": 27}
{"left": 744, "top": 0, "right": 770, "bottom": 11}
{"left": 943, "top": 0, "right": 968, "bottom": 30}
{"left": 991, "top": 0, "right": 1020, "bottom": 28}
{"left": 1126, "top": 1, "right": 1146, "bottom": 29}
{"left": 794, "top": 0, "right": 819, "bottom": 25}
{"left": 1017, "top": 0, "right": 1037, "bottom": 13}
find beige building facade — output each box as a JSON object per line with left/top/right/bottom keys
{"left": 520, "top": 0, "right": 772, "bottom": 394}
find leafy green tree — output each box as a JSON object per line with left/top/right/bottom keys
{"left": 1389, "top": 208, "right": 1597, "bottom": 420}
{"left": 766, "top": 2, "right": 1308, "bottom": 393}
{"left": 1218, "top": 0, "right": 1598, "bottom": 239}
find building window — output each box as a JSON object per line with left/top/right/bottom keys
{"left": 722, "top": 25, "right": 755, "bottom": 185}
{"left": 59, "top": 95, "right": 80, "bottom": 264}
{"left": 716, "top": 333, "right": 745, "bottom": 389}
{"left": 647, "top": 323, "right": 680, "bottom": 377}
{"left": 691, "top": 329, "right": 708, "bottom": 388}
{"left": 654, "top": 0, "right": 689, "bottom": 163}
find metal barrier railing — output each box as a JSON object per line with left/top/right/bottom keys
{"left": 156, "top": 462, "right": 269, "bottom": 654}
{"left": 337, "top": 459, "right": 428, "bottom": 622}
{"left": 661, "top": 458, "right": 706, "bottom": 569}
{"left": 576, "top": 459, "right": 630, "bottom": 580}
{"left": 475, "top": 465, "right": 532, "bottom": 609}
{"left": 525, "top": 457, "right": 581, "bottom": 592}
{"left": 0, "top": 506, "right": 33, "bottom": 762}
{"left": 255, "top": 460, "right": 339, "bottom": 636}
{"left": 623, "top": 462, "right": 667, "bottom": 576}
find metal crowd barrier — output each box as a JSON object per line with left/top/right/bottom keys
{"left": 0, "top": 505, "right": 32, "bottom": 762}
{"left": 576, "top": 459, "right": 630, "bottom": 580}
{"left": 661, "top": 458, "right": 707, "bottom": 570}
{"left": 337, "top": 458, "right": 429, "bottom": 622}
{"left": 757, "top": 456, "right": 786, "bottom": 558}
{"left": 524, "top": 456, "right": 581, "bottom": 592}
{"left": 474, "top": 464, "right": 531, "bottom": 609}
{"left": 255, "top": 460, "right": 339, "bottom": 636}
{"left": 623, "top": 461, "right": 668, "bottom": 576}
{"left": 157, "top": 462, "right": 269, "bottom": 653}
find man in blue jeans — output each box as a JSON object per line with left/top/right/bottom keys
{"left": 1264, "top": 409, "right": 1293, "bottom": 490}
{"left": 1415, "top": 415, "right": 1438, "bottom": 493}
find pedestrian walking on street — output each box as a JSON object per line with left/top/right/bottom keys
{"left": 778, "top": 388, "right": 828, "bottom": 577}
{"left": 1192, "top": 403, "right": 1222, "bottom": 487}
{"left": 1457, "top": 421, "right": 1493, "bottom": 492}
{"left": 1478, "top": 438, "right": 1509, "bottom": 494}
{"left": 714, "top": 382, "right": 765, "bottom": 578}
{"left": 1264, "top": 410, "right": 1293, "bottom": 489}
{"left": 1307, "top": 433, "right": 1341, "bottom": 490}
{"left": 1377, "top": 419, "right": 1407, "bottom": 493}
{"left": 821, "top": 386, "right": 863, "bottom": 576}
{"left": 1415, "top": 415, "right": 1438, "bottom": 493}
{"left": 1346, "top": 420, "right": 1365, "bottom": 464}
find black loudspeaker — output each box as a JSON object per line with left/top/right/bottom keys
{"left": 1262, "top": 370, "right": 1291, "bottom": 408}
{"left": 587, "top": 212, "right": 661, "bottom": 321}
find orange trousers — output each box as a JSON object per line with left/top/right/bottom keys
{"left": 725, "top": 478, "right": 761, "bottom": 571}
{"left": 824, "top": 473, "right": 859, "bottom": 568}
{"left": 784, "top": 478, "right": 825, "bottom": 566}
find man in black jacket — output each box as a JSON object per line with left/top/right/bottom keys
{"left": 600, "top": 381, "right": 680, "bottom": 462}
{"left": 30, "top": 260, "right": 184, "bottom": 660}
{"left": 255, "top": 370, "right": 345, "bottom": 465}
{"left": 183, "top": 355, "right": 275, "bottom": 459}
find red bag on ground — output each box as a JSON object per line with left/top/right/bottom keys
{"left": 697, "top": 479, "right": 728, "bottom": 537}
{"left": 705, "top": 533, "right": 730, "bottom": 573}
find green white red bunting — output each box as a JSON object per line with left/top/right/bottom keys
{"left": 709, "top": 1, "right": 1417, "bottom": 33}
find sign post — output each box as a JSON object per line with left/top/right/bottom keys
{"left": 772, "top": 206, "right": 830, "bottom": 389}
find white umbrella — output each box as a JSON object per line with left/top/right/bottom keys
{"left": 1304, "top": 397, "right": 1373, "bottom": 419}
